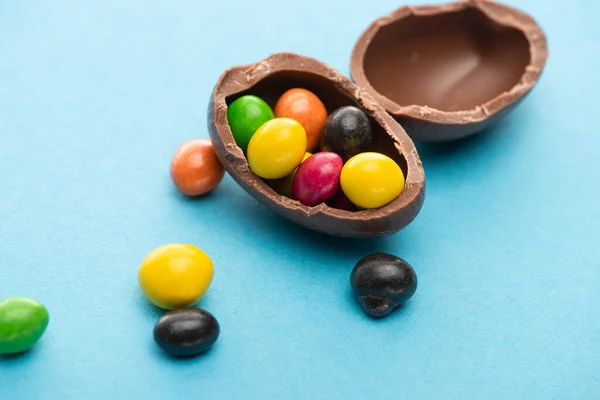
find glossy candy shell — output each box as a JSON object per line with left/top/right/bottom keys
{"left": 154, "top": 308, "right": 220, "bottom": 356}
{"left": 341, "top": 152, "right": 405, "bottom": 209}
{"left": 0, "top": 297, "right": 49, "bottom": 354}
{"left": 275, "top": 88, "right": 327, "bottom": 152}
{"left": 226, "top": 95, "right": 274, "bottom": 152}
{"left": 293, "top": 152, "right": 343, "bottom": 207}
{"left": 321, "top": 106, "right": 373, "bottom": 161}
{"left": 247, "top": 118, "right": 307, "bottom": 179}
{"left": 170, "top": 139, "right": 224, "bottom": 196}
{"left": 138, "top": 244, "right": 214, "bottom": 310}
{"left": 350, "top": 253, "right": 417, "bottom": 317}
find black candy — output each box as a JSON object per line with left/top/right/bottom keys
{"left": 321, "top": 106, "right": 373, "bottom": 161}
{"left": 350, "top": 253, "right": 417, "bottom": 317}
{"left": 153, "top": 308, "right": 220, "bottom": 356}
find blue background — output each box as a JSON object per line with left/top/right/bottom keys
{"left": 1, "top": 0, "right": 598, "bottom": 398}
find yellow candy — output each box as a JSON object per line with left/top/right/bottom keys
{"left": 340, "top": 152, "right": 405, "bottom": 209}
{"left": 138, "top": 243, "right": 214, "bottom": 310}
{"left": 247, "top": 118, "right": 307, "bottom": 179}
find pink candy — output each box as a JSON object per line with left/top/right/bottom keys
{"left": 293, "top": 152, "right": 343, "bottom": 207}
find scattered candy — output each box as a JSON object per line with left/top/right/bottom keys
{"left": 321, "top": 106, "right": 373, "bottom": 161}
{"left": 268, "top": 151, "right": 312, "bottom": 198}
{"left": 350, "top": 253, "right": 417, "bottom": 317}
{"left": 293, "top": 152, "right": 343, "bottom": 206}
{"left": 170, "top": 138, "right": 224, "bottom": 196}
{"left": 340, "top": 152, "right": 404, "bottom": 209}
{"left": 247, "top": 118, "right": 307, "bottom": 179}
{"left": 153, "top": 308, "right": 220, "bottom": 357}
{"left": 0, "top": 297, "right": 49, "bottom": 355}
{"left": 275, "top": 88, "right": 327, "bottom": 152}
{"left": 227, "top": 95, "right": 274, "bottom": 153}
{"left": 138, "top": 244, "right": 214, "bottom": 310}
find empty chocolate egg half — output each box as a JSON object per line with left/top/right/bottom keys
{"left": 350, "top": 0, "right": 548, "bottom": 142}
{"left": 208, "top": 53, "right": 425, "bottom": 238}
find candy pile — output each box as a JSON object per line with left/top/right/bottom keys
{"left": 227, "top": 89, "right": 405, "bottom": 210}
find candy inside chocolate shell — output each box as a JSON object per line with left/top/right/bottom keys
{"left": 208, "top": 53, "right": 425, "bottom": 237}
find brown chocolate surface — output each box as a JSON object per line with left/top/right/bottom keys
{"left": 208, "top": 53, "right": 425, "bottom": 237}
{"left": 350, "top": 0, "right": 548, "bottom": 142}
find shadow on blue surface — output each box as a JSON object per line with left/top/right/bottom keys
{"left": 178, "top": 179, "right": 402, "bottom": 261}
{"left": 170, "top": 186, "right": 220, "bottom": 202}
{"left": 136, "top": 292, "right": 167, "bottom": 320}
{"left": 233, "top": 205, "right": 398, "bottom": 259}
{"left": 416, "top": 120, "right": 511, "bottom": 164}
{"left": 0, "top": 347, "right": 39, "bottom": 362}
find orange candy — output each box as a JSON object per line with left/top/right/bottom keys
{"left": 170, "top": 138, "right": 225, "bottom": 196}
{"left": 274, "top": 88, "right": 327, "bottom": 152}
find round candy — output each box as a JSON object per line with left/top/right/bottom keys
{"left": 0, "top": 297, "right": 49, "bottom": 354}
{"left": 293, "top": 152, "right": 343, "bottom": 207}
{"left": 170, "top": 138, "right": 225, "bottom": 196}
{"left": 321, "top": 106, "right": 373, "bottom": 161}
{"left": 350, "top": 253, "right": 417, "bottom": 317}
{"left": 274, "top": 88, "right": 327, "bottom": 152}
{"left": 340, "top": 152, "right": 404, "bottom": 209}
{"left": 227, "top": 95, "right": 274, "bottom": 153}
{"left": 153, "top": 308, "right": 220, "bottom": 357}
{"left": 247, "top": 118, "right": 307, "bottom": 179}
{"left": 268, "top": 152, "right": 312, "bottom": 198}
{"left": 138, "top": 244, "right": 214, "bottom": 310}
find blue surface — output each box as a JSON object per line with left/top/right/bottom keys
{"left": 0, "top": 0, "right": 598, "bottom": 398}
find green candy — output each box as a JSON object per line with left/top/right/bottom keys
{"left": 227, "top": 95, "right": 274, "bottom": 153}
{"left": 0, "top": 297, "right": 49, "bottom": 355}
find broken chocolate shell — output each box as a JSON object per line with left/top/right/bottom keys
{"left": 208, "top": 53, "right": 425, "bottom": 238}
{"left": 350, "top": 0, "right": 549, "bottom": 142}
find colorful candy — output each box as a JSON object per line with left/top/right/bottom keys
{"left": 170, "top": 139, "right": 225, "bottom": 196}
{"left": 230, "top": 88, "right": 406, "bottom": 212}
{"left": 0, "top": 297, "right": 49, "bottom": 354}
{"left": 153, "top": 308, "right": 220, "bottom": 356}
{"left": 340, "top": 152, "right": 404, "bottom": 209}
{"left": 268, "top": 152, "right": 312, "bottom": 198}
{"left": 275, "top": 88, "right": 327, "bottom": 152}
{"left": 293, "top": 152, "right": 343, "bottom": 206}
{"left": 247, "top": 118, "right": 307, "bottom": 179}
{"left": 321, "top": 106, "right": 373, "bottom": 161}
{"left": 350, "top": 253, "right": 417, "bottom": 317}
{"left": 227, "top": 95, "right": 274, "bottom": 153}
{"left": 138, "top": 244, "right": 214, "bottom": 310}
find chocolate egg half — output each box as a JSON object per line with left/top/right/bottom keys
{"left": 350, "top": 0, "right": 548, "bottom": 142}
{"left": 208, "top": 53, "right": 425, "bottom": 238}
